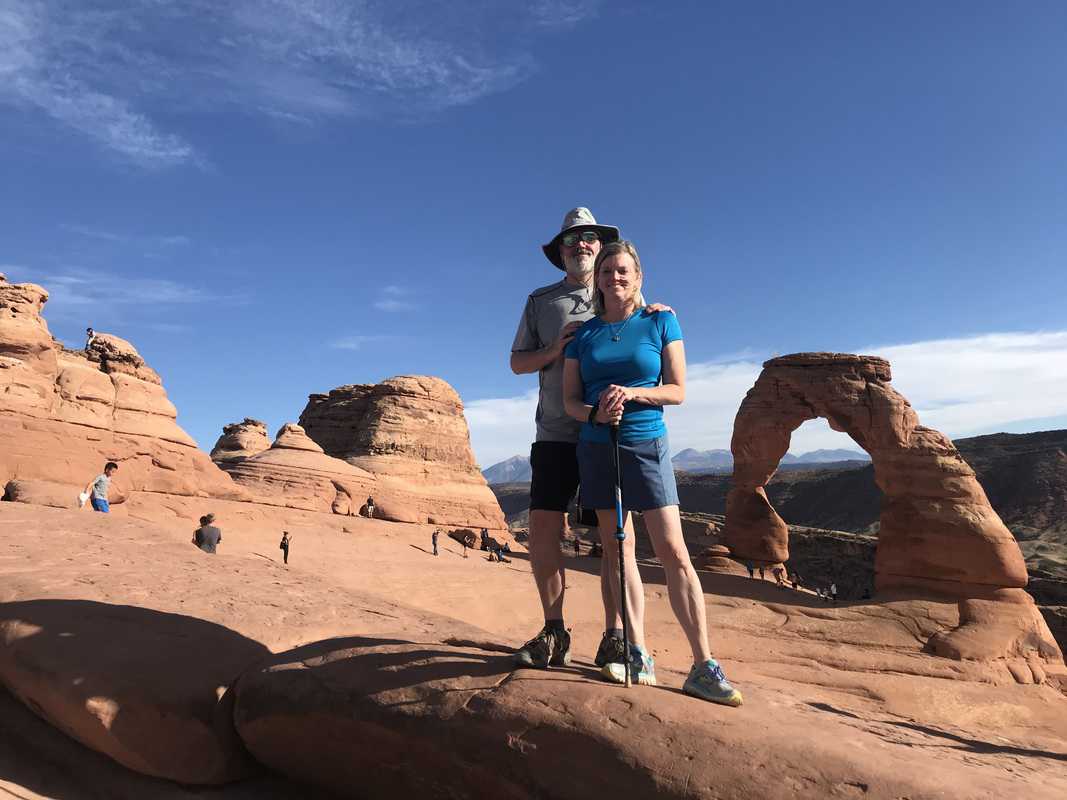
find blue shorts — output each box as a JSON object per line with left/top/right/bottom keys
{"left": 576, "top": 434, "right": 679, "bottom": 512}
{"left": 90, "top": 497, "right": 110, "bottom": 513}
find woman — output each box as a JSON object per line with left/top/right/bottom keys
{"left": 563, "top": 240, "right": 742, "bottom": 707}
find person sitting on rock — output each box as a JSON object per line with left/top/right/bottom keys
{"left": 84, "top": 327, "right": 96, "bottom": 351}
{"left": 192, "top": 514, "right": 222, "bottom": 554}
{"left": 83, "top": 462, "right": 118, "bottom": 513}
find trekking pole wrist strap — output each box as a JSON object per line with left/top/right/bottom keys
{"left": 588, "top": 401, "right": 600, "bottom": 426}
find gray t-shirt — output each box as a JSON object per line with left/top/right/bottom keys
{"left": 512, "top": 279, "right": 596, "bottom": 443}
{"left": 91, "top": 474, "right": 110, "bottom": 500}
{"left": 195, "top": 526, "right": 222, "bottom": 554}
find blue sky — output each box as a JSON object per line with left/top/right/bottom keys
{"left": 3, "top": 1, "right": 1067, "bottom": 467}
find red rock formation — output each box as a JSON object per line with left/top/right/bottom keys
{"left": 211, "top": 418, "right": 271, "bottom": 464}
{"left": 299, "top": 376, "right": 505, "bottom": 530}
{"left": 219, "top": 423, "right": 377, "bottom": 515}
{"left": 725, "top": 352, "right": 1061, "bottom": 666}
{"left": 0, "top": 275, "right": 241, "bottom": 502}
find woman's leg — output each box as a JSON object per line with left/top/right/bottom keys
{"left": 641, "top": 505, "right": 711, "bottom": 665}
{"left": 596, "top": 509, "right": 646, "bottom": 652}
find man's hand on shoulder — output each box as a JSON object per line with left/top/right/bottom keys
{"left": 645, "top": 302, "right": 674, "bottom": 315}
{"left": 554, "top": 320, "right": 583, "bottom": 355}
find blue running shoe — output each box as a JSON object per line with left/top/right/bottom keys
{"left": 683, "top": 659, "right": 743, "bottom": 706}
{"left": 601, "top": 645, "right": 656, "bottom": 686}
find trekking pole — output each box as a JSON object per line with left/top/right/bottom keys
{"left": 611, "top": 423, "right": 632, "bottom": 689}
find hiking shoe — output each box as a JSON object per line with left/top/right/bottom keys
{"left": 601, "top": 646, "right": 656, "bottom": 686}
{"left": 683, "top": 659, "right": 743, "bottom": 707}
{"left": 594, "top": 632, "right": 626, "bottom": 668}
{"left": 513, "top": 626, "right": 571, "bottom": 669}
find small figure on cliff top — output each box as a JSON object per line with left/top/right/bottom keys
{"left": 432, "top": 529, "right": 440, "bottom": 556}
{"left": 82, "top": 461, "right": 117, "bottom": 513}
{"left": 279, "top": 531, "right": 292, "bottom": 565}
{"left": 192, "top": 514, "right": 222, "bottom": 554}
{"left": 84, "top": 327, "right": 95, "bottom": 351}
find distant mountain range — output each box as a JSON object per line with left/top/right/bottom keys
{"left": 481, "top": 455, "right": 532, "bottom": 484}
{"left": 482, "top": 447, "right": 870, "bottom": 483}
{"left": 673, "top": 447, "right": 871, "bottom": 474}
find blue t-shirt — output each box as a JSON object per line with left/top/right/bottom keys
{"left": 564, "top": 309, "right": 683, "bottom": 444}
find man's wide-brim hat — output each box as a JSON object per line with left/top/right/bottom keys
{"left": 542, "top": 207, "right": 620, "bottom": 271}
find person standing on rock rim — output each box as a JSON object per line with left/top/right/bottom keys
{"left": 510, "top": 207, "right": 669, "bottom": 671}
{"left": 562, "top": 239, "right": 743, "bottom": 706}
{"left": 83, "top": 462, "right": 117, "bottom": 513}
{"left": 432, "top": 529, "right": 440, "bottom": 556}
{"left": 192, "top": 514, "right": 222, "bottom": 554}
{"left": 279, "top": 531, "right": 291, "bottom": 565}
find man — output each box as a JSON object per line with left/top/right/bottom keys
{"left": 193, "top": 513, "right": 222, "bottom": 554}
{"left": 510, "top": 207, "right": 665, "bottom": 670}
{"left": 432, "top": 529, "right": 440, "bottom": 556}
{"left": 84, "top": 462, "right": 118, "bottom": 513}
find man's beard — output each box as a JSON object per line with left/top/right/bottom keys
{"left": 563, "top": 252, "right": 595, "bottom": 280}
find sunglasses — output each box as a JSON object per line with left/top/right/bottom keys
{"left": 561, "top": 230, "right": 600, "bottom": 247}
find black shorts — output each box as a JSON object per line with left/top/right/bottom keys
{"left": 529, "top": 441, "right": 579, "bottom": 513}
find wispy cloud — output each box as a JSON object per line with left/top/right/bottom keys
{"left": 60, "top": 223, "right": 190, "bottom": 247}
{"left": 465, "top": 331, "right": 1067, "bottom": 467}
{"left": 330, "top": 334, "right": 392, "bottom": 351}
{"left": 373, "top": 284, "right": 417, "bottom": 312}
{"left": 0, "top": 0, "right": 589, "bottom": 166}
{"left": 40, "top": 270, "right": 212, "bottom": 314}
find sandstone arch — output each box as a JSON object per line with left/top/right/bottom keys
{"left": 725, "top": 353, "right": 1061, "bottom": 667}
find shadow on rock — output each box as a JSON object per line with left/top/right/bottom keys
{"left": 0, "top": 599, "right": 271, "bottom": 785}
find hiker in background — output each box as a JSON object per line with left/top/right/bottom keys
{"left": 563, "top": 238, "right": 742, "bottom": 706}
{"left": 462, "top": 537, "right": 469, "bottom": 559}
{"left": 192, "top": 514, "right": 222, "bottom": 554}
{"left": 83, "top": 462, "right": 118, "bottom": 513}
{"left": 480, "top": 528, "right": 490, "bottom": 551}
{"left": 365, "top": 496, "right": 375, "bottom": 518}
{"left": 573, "top": 538, "right": 581, "bottom": 557}
{"left": 279, "top": 531, "right": 291, "bottom": 565}
{"left": 773, "top": 566, "right": 785, "bottom": 586}
{"left": 758, "top": 565, "right": 765, "bottom": 580}
{"left": 432, "top": 529, "right": 440, "bottom": 556}
{"left": 510, "top": 207, "right": 672, "bottom": 674}
{"left": 830, "top": 582, "right": 838, "bottom": 604}
{"left": 790, "top": 572, "right": 799, "bottom": 590}
{"left": 84, "top": 327, "right": 96, "bottom": 351}
{"left": 745, "top": 562, "right": 755, "bottom": 579}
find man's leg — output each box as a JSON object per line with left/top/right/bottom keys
{"left": 528, "top": 510, "right": 567, "bottom": 619}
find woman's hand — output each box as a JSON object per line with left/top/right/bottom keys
{"left": 596, "top": 384, "right": 632, "bottom": 425}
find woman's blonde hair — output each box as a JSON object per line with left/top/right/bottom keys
{"left": 593, "top": 240, "right": 646, "bottom": 316}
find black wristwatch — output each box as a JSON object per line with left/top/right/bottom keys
{"left": 588, "top": 401, "right": 600, "bottom": 426}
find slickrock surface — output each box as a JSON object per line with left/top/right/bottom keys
{"left": 2, "top": 503, "right": 1065, "bottom": 799}
{"left": 726, "top": 352, "right": 1061, "bottom": 666}
{"left": 299, "top": 376, "right": 505, "bottom": 529}
{"left": 0, "top": 275, "right": 242, "bottom": 503}
{"left": 219, "top": 422, "right": 377, "bottom": 515}
{"left": 211, "top": 418, "right": 271, "bottom": 464}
